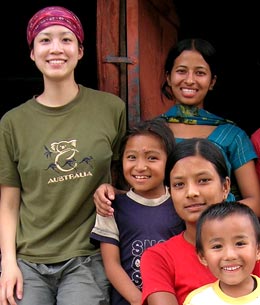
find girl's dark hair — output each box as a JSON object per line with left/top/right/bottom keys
{"left": 196, "top": 201, "right": 260, "bottom": 254}
{"left": 166, "top": 138, "right": 228, "bottom": 187}
{"left": 162, "top": 38, "right": 218, "bottom": 100}
{"left": 119, "top": 118, "right": 176, "bottom": 187}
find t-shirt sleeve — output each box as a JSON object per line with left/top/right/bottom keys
{"left": 140, "top": 245, "right": 176, "bottom": 305}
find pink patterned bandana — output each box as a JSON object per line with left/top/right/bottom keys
{"left": 27, "top": 6, "right": 84, "bottom": 47}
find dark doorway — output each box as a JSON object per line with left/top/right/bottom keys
{"left": 1, "top": 1, "right": 258, "bottom": 136}
{"left": 173, "top": 1, "right": 258, "bottom": 136}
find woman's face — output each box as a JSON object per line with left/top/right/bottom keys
{"left": 170, "top": 155, "right": 230, "bottom": 224}
{"left": 167, "top": 50, "right": 216, "bottom": 108}
{"left": 30, "top": 25, "right": 83, "bottom": 80}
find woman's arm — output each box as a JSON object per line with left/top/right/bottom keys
{"left": 0, "top": 185, "right": 23, "bottom": 305}
{"left": 234, "top": 161, "right": 260, "bottom": 217}
{"left": 94, "top": 160, "right": 128, "bottom": 217}
{"left": 146, "top": 292, "right": 179, "bottom": 305}
{"left": 93, "top": 183, "right": 117, "bottom": 216}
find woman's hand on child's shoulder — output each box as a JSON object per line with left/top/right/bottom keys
{"left": 93, "top": 183, "right": 116, "bottom": 216}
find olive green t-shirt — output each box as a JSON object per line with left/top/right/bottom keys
{"left": 0, "top": 85, "right": 126, "bottom": 263}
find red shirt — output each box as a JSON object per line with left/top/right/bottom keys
{"left": 140, "top": 232, "right": 260, "bottom": 305}
{"left": 251, "top": 128, "right": 260, "bottom": 182}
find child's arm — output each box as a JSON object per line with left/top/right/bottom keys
{"left": 101, "top": 243, "right": 142, "bottom": 305}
